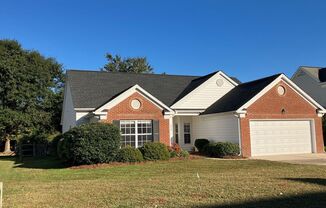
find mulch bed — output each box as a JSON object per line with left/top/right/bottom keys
{"left": 70, "top": 154, "right": 203, "bottom": 169}
{"left": 69, "top": 153, "right": 246, "bottom": 170}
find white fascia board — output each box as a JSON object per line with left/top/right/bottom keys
{"left": 218, "top": 71, "right": 239, "bottom": 86}
{"left": 236, "top": 74, "right": 326, "bottom": 113}
{"left": 171, "top": 71, "right": 238, "bottom": 108}
{"left": 94, "top": 84, "right": 174, "bottom": 115}
{"left": 199, "top": 111, "right": 235, "bottom": 117}
{"left": 174, "top": 109, "right": 205, "bottom": 116}
{"left": 282, "top": 75, "right": 326, "bottom": 111}
{"left": 74, "top": 108, "right": 95, "bottom": 111}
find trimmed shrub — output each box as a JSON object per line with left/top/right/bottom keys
{"left": 168, "top": 143, "right": 189, "bottom": 158}
{"left": 116, "top": 146, "right": 144, "bottom": 162}
{"left": 180, "top": 150, "right": 190, "bottom": 158}
{"left": 169, "top": 150, "right": 178, "bottom": 158}
{"left": 139, "top": 142, "right": 170, "bottom": 161}
{"left": 203, "top": 142, "right": 240, "bottom": 158}
{"left": 194, "top": 139, "right": 209, "bottom": 153}
{"left": 58, "top": 123, "right": 121, "bottom": 165}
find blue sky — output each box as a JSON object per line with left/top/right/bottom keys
{"left": 1, "top": 0, "right": 326, "bottom": 82}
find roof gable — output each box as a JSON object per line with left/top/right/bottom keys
{"left": 94, "top": 84, "right": 174, "bottom": 115}
{"left": 203, "top": 74, "right": 326, "bottom": 115}
{"left": 171, "top": 71, "right": 239, "bottom": 109}
{"left": 202, "top": 74, "right": 280, "bottom": 114}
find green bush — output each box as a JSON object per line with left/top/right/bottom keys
{"left": 139, "top": 142, "right": 170, "bottom": 161}
{"left": 115, "top": 146, "right": 144, "bottom": 162}
{"left": 194, "top": 139, "right": 209, "bottom": 153}
{"left": 180, "top": 150, "right": 190, "bottom": 158}
{"left": 58, "top": 123, "right": 121, "bottom": 165}
{"left": 168, "top": 143, "right": 189, "bottom": 158}
{"left": 19, "top": 133, "right": 49, "bottom": 144}
{"left": 203, "top": 142, "right": 240, "bottom": 158}
{"left": 57, "top": 136, "right": 69, "bottom": 159}
{"left": 48, "top": 134, "right": 62, "bottom": 156}
{"left": 169, "top": 150, "right": 178, "bottom": 158}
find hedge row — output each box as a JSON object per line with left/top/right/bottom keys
{"left": 195, "top": 138, "right": 240, "bottom": 158}
{"left": 57, "top": 123, "right": 189, "bottom": 165}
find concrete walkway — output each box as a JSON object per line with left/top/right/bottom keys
{"left": 252, "top": 154, "right": 326, "bottom": 166}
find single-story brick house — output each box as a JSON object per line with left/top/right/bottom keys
{"left": 61, "top": 70, "right": 326, "bottom": 157}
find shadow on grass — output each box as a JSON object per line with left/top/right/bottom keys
{"left": 283, "top": 178, "right": 326, "bottom": 186}
{"left": 194, "top": 192, "right": 326, "bottom": 208}
{"left": 0, "top": 156, "right": 68, "bottom": 169}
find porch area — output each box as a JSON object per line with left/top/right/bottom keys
{"left": 171, "top": 113, "right": 240, "bottom": 151}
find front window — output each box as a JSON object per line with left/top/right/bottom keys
{"left": 120, "top": 120, "right": 153, "bottom": 148}
{"left": 184, "top": 123, "right": 191, "bottom": 144}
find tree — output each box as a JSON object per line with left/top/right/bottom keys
{"left": 0, "top": 39, "right": 64, "bottom": 152}
{"left": 103, "top": 53, "right": 153, "bottom": 73}
{"left": 0, "top": 109, "right": 29, "bottom": 152}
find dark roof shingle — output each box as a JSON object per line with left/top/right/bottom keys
{"left": 67, "top": 70, "right": 241, "bottom": 109}
{"left": 67, "top": 70, "right": 199, "bottom": 108}
{"left": 202, "top": 74, "right": 281, "bottom": 114}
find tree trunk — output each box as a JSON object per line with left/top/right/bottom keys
{"left": 4, "top": 137, "right": 11, "bottom": 153}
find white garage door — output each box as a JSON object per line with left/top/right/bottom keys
{"left": 250, "top": 120, "right": 313, "bottom": 156}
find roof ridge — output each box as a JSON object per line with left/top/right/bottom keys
{"left": 67, "top": 69, "right": 200, "bottom": 78}
{"left": 190, "top": 71, "right": 220, "bottom": 81}
{"left": 237, "top": 73, "right": 282, "bottom": 86}
{"left": 299, "top": 66, "right": 324, "bottom": 69}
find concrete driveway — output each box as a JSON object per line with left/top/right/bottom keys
{"left": 252, "top": 154, "right": 326, "bottom": 165}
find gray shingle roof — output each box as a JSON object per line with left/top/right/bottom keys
{"left": 299, "top": 66, "right": 326, "bottom": 82}
{"left": 67, "top": 70, "right": 241, "bottom": 109}
{"left": 202, "top": 74, "right": 281, "bottom": 114}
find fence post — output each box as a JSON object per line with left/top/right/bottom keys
{"left": 19, "top": 143, "right": 23, "bottom": 162}
{"left": 0, "top": 182, "right": 3, "bottom": 208}
{"left": 33, "top": 143, "right": 36, "bottom": 157}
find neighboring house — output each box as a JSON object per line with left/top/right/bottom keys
{"left": 292, "top": 66, "right": 326, "bottom": 108}
{"left": 61, "top": 70, "right": 326, "bottom": 157}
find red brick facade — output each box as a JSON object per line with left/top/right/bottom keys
{"left": 240, "top": 80, "right": 324, "bottom": 157}
{"left": 104, "top": 92, "right": 170, "bottom": 146}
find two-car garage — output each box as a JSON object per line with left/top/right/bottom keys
{"left": 250, "top": 120, "right": 314, "bottom": 156}
{"left": 202, "top": 74, "right": 325, "bottom": 157}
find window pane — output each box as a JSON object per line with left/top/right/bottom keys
{"left": 184, "top": 134, "right": 191, "bottom": 144}
{"left": 121, "top": 120, "right": 153, "bottom": 148}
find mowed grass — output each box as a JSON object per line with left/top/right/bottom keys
{"left": 0, "top": 157, "right": 326, "bottom": 208}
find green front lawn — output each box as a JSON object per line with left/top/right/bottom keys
{"left": 0, "top": 157, "right": 326, "bottom": 208}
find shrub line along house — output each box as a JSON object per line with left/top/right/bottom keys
{"left": 61, "top": 70, "right": 326, "bottom": 157}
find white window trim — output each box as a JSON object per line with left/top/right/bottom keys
{"left": 120, "top": 120, "right": 153, "bottom": 148}
{"left": 184, "top": 123, "right": 191, "bottom": 144}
